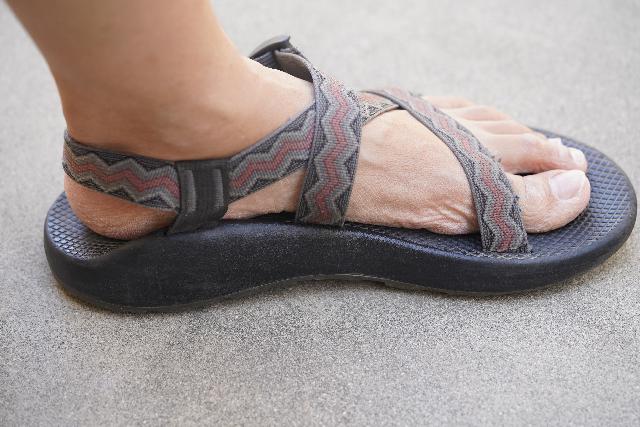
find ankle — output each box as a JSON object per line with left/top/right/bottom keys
{"left": 60, "top": 56, "right": 313, "bottom": 161}
{"left": 60, "top": 53, "right": 250, "bottom": 160}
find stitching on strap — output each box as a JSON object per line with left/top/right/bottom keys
{"left": 358, "top": 92, "right": 399, "bottom": 122}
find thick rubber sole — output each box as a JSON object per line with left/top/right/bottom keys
{"left": 44, "top": 131, "right": 637, "bottom": 312}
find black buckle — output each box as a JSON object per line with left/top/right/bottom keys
{"left": 168, "top": 159, "right": 230, "bottom": 234}
{"left": 249, "top": 34, "right": 293, "bottom": 59}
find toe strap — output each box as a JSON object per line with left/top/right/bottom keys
{"left": 294, "top": 72, "right": 362, "bottom": 226}
{"left": 366, "top": 88, "right": 529, "bottom": 253}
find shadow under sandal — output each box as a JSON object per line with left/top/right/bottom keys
{"left": 44, "top": 35, "right": 637, "bottom": 312}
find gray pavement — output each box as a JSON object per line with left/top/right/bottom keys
{"left": 1, "top": 0, "right": 639, "bottom": 425}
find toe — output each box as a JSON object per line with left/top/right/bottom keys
{"left": 473, "top": 120, "right": 533, "bottom": 135}
{"left": 508, "top": 170, "right": 591, "bottom": 233}
{"left": 422, "top": 95, "right": 473, "bottom": 109}
{"left": 482, "top": 133, "right": 588, "bottom": 174}
{"left": 445, "top": 105, "right": 511, "bottom": 121}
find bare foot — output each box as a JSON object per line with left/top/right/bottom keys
{"left": 65, "top": 60, "right": 590, "bottom": 239}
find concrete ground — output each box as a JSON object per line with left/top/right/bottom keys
{"left": 1, "top": 0, "right": 639, "bottom": 425}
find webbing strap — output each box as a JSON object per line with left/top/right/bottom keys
{"left": 264, "top": 50, "right": 363, "bottom": 226}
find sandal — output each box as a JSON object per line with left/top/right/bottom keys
{"left": 44, "top": 35, "right": 637, "bottom": 311}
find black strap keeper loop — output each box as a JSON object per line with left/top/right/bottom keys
{"left": 168, "top": 159, "right": 230, "bottom": 234}
{"left": 249, "top": 34, "right": 292, "bottom": 59}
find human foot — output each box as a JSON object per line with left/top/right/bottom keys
{"left": 65, "top": 60, "right": 590, "bottom": 240}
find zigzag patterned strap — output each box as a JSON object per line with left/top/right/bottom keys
{"left": 228, "top": 105, "right": 316, "bottom": 200}
{"left": 268, "top": 50, "right": 363, "bottom": 226}
{"left": 63, "top": 103, "right": 317, "bottom": 214}
{"left": 63, "top": 131, "right": 181, "bottom": 211}
{"left": 365, "top": 88, "right": 529, "bottom": 253}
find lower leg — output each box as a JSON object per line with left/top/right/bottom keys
{"left": 7, "top": 0, "right": 312, "bottom": 159}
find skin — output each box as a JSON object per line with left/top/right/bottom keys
{"left": 7, "top": 0, "right": 590, "bottom": 240}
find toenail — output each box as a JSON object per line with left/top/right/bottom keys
{"left": 523, "top": 133, "right": 539, "bottom": 143}
{"left": 523, "top": 133, "right": 543, "bottom": 149}
{"left": 550, "top": 170, "right": 586, "bottom": 200}
{"left": 548, "top": 137, "right": 563, "bottom": 147}
{"left": 569, "top": 147, "right": 586, "bottom": 165}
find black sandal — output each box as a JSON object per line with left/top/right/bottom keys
{"left": 44, "top": 36, "right": 637, "bottom": 311}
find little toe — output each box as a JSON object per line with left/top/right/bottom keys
{"left": 445, "top": 105, "right": 511, "bottom": 121}
{"left": 422, "top": 95, "right": 473, "bottom": 109}
{"left": 473, "top": 120, "right": 533, "bottom": 135}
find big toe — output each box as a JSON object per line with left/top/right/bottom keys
{"left": 509, "top": 170, "right": 591, "bottom": 233}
